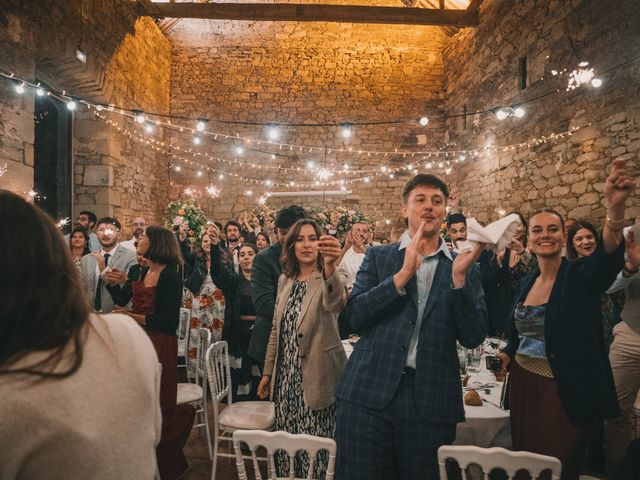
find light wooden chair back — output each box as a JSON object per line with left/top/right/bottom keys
{"left": 232, "top": 430, "right": 336, "bottom": 480}
{"left": 438, "top": 445, "right": 562, "bottom": 480}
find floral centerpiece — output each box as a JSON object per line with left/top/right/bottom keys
{"left": 311, "top": 205, "right": 371, "bottom": 239}
{"left": 165, "top": 196, "right": 208, "bottom": 245}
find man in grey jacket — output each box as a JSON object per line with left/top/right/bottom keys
{"left": 80, "top": 217, "right": 137, "bottom": 313}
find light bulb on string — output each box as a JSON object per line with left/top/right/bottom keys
{"left": 15, "top": 83, "right": 25, "bottom": 94}
{"left": 591, "top": 78, "right": 602, "bottom": 88}
{"left": 459, "top": 155, "right": 466, "bottom": 162}
{"left": 196, "top": 119, "right": 207, "bottom": 131}
{"left": 218, "top": 174, "right": 224, "bottom": 180}
{"left": 266, "top": 124, "right": 281, "bottom": 140}
{"left": 419, "top": 116, "right": 429, "bottom": 126}
{"left": 234, "top": 145, "right": 244, "bottom": 155}
{"left": 514, "top": 107, "right": 525, "bottom": 118}
{"left": 193, "top": 136, "right": 202, "bottom": 145}
{"left": 496, "top": 109, "right": 509, "bottom": 120}
{"left": 271, "top": 154, "right": 276, "bottom": 160}
{"left": 341, "top": 123, "right": 353, "bottom": 139}
{"left": 36, "top": 87, "right": 45, "bottom": 96}
{"left": 265, "top": 179, "right": 273, "bottom": 186}
{"left": 343, "top": 163, "right": 350, "bottom": 171}
{"left": 144, "top": 122, "right": 154, "bottom": 134}
{"left": 197, "top": 170, "right": 203, "bottom": 177}
{"left": 134, "top": 111, "right": 145, "bottom": 124}
{"left": 363, "top": 177, "right": 371, "bottom": 183}
{"left": 306, "top": 161, "right": 315, "bottom": 169}
{"left": 174, "top": 165, "right": 182, "bottom": 172}
{"left": 66, "top": 100, "right": 77, "bottom": 111}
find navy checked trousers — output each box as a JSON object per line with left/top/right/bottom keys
{"left": 336, "top": 372, "right": 456, "bottom": 480}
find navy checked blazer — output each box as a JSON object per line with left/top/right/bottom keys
{"left": 336, "top": 242, "right": 488, "bottom": 424}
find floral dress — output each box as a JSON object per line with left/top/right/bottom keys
{"left": 184, "top": 273, "right": 225, "bottom": 378}
{"left": 274, "top": 280, "right": 336, "bottom": 478}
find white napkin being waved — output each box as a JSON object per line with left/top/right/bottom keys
{"left": 455, "top": 214, "right": 522, "bottom": 253}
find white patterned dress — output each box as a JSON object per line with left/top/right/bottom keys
{"left": 185, "top": 273, "right": 225, "bottom": 378}
{"left": 274, "top": 280, "right": 336, "bottom": 478}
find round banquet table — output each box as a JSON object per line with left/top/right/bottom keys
{"left": 341, "top": 340, "right": 512, "bottom": 449}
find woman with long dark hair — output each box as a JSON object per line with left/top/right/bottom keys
{"left": 112, "top": 225, "right": 195, "bottom": 480}
{"left": 68, "top": 226, "right": 90, "bottom": 272}
{"left": 255, "top": 231, "right": 271, "bottom": 251}
{"left": 257, "top": 218, "right": 347, "bottom": 478}
{"left": 0, "top": 190, "right": 161, "bottom": 479}
{"left": 208, "top": 223, "right": 261, "bottom": 400}
{"left": 497, "top": 160, "right": 634, "bottom": 480}
{"left": 183, "top": 231, "right": 225, "bottom": 378}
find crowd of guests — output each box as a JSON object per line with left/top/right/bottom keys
{"left": 1, "top": 158, "right": 640, "bottom": 480}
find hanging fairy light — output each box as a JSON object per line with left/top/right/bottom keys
{"left": 266, "top": 124, "right": 281, "bottom": 140}
{"left": 66, "top": 100, "right": 77, "bottom": 111}
{"left": 196, "top": 119, "right": 207, "bottom": 132}
{"left": 174, "top": 165, "right": 182, "bottom": 172}
{"left": 15, "top": 83, "right": 25, "bottom": 94}
{"left": 144, "top": 122, "right": 154, "bottom": 134}
{"left": 196, "top": 170, "right": 203, "bottom": 177}
{"left": 134, "top": 110, "right": 145, "bottom": 124}
{"left": 0, "top": 163, "right": 7, "bottom": 177}
{"left": 419, "top": 116, "right": 429, "bottom": 126}
{"left": 234, "top": 145, "right": 244, "bottom": 156}
{"left": 340, "top": 123, "right": 353, "bottom": 139}
{"left": 193, "top": 136, "right": 202, "bottom": 145}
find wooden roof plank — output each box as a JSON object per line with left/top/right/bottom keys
{"left": 145, "top": 2, "right": 478, "bottom": 26}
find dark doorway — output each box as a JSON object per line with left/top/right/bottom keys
{"left": 33, "top": 88, "right": 72, "bottom": 230}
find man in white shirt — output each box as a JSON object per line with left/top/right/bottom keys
{"left": 80, "top": 217, "right": 137, "bottom": 313}
{"left": 120, "top": 216, "right": 146, "bottom": 252}
{"left": 339, "top": 222, "right": 370, "bottom": 290}
{"left": 64, "top": 210, "right": 100, "bottom": 252}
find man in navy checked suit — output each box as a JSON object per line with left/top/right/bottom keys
{"left": 336, "top": 174, "right": 488, "bottom": 479}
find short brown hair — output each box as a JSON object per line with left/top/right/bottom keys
{"left": 402, "top": 174, "right": 449, "bottom": 203}
{"left": 280, "top": 219, "right": 323, "bottom": 278}
{"left": 144, "top": 225, "right": 184, "bottom": 266}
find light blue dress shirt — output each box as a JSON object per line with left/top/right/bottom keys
{"left": 397, "top": 231, "right": 453, "bottom": 368}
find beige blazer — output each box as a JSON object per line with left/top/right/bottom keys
{"left": 263, "top": 268, "right": 348, "bottom": 411}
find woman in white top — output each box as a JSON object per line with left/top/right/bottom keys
{"left": 0, "top": 190, "right": 161, "bottom": 480}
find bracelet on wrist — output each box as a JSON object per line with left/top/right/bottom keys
{"left": 606, "top": 216, "right": 626, "bottom": 227}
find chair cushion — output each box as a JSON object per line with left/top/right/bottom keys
{"left": 219, "top": 402, "right": 275, "bottom": 430}
{"left": 177, "top": 383, "right": 202, "bottom": 405}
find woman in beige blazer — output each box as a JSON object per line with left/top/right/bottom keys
{"left": 257, "top": 218, "right": 348, "bottom": 478}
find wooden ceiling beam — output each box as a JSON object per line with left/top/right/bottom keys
{"left": 145, "top": 2, "right": 478, "bottom": 26}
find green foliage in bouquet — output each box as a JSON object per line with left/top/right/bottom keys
{"left": 165, "top": 197, "right": 208, "bottom": 245}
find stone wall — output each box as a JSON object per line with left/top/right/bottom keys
{"left": 0, "top": 1, "right": 171, "bottom": 233}
{"left": 167, "top": 13, "right": 450, "bottom": 228}
{"left": 444, "top": 0, "right": 640, "bottom": 224}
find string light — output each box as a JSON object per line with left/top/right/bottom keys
{"left": 196, "top": 119, "right": 207, "bottom": 131}
{"left": 234, "top": 145, "right": 244, "bottom": 155}
{"left": 193, "top": 136, "right": 202, "bottom": 145}
{"left": 66, "top": 100, "right": 77, "bottom": 111}
{"left": 15, "top": 83, "right": 25, "bottom": 94}
{"left": 266, "top": 124, "right": 281, "bottom": 140}
{"left": 591, "top": 78, "right": 602, "bottom": 88}
{"left": 197, "top": 170, "right": 203, "bottom": 177}
{"left": 134, "top": 111, "right": 145, "bottom": 124}
{"left": 419, "top": 116, "right": 429, "bottom": 126}
{"left": 174, "top": 165, "right": 182, "bottom": 172}
{"left": 144, "top": 122, "right": 154, "bottom": 134}
{"left": 36, "top": 87, "right": 45, "bottom": 96}
{"left": 341, "top": 123, "right": 353, "bottom": 139}
{"left": 0, "top": 164, "right": 7, "bottom": 178}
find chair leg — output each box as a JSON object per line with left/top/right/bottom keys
{"left": 211, "top": 428, "right": 219, "bottom": 480}
{"left": 201, "top": 400, "right": 213, "bottom": 460}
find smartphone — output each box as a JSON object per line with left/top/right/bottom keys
{"left": 485, "top": 355, "right": 502, "bottom": 372}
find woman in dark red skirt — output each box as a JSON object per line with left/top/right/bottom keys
{"left": 497, "top": 159, "right": 634, "bottom": 480}
{"left": 112, "top": 226, "right": 195, "bottom": 479}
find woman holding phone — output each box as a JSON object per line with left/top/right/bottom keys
{"left": 257, "top": 219, "right": 348, "bottom": 478}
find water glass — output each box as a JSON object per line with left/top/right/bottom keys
{"left": 457, "top": 345, "right": 467, "bottom": 377}
{"left": 466, "top": 346, "right": 483, "bottom": 374}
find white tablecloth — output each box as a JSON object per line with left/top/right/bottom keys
{"left": 341, "top": 341, "right": 512, "bottom": 448}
